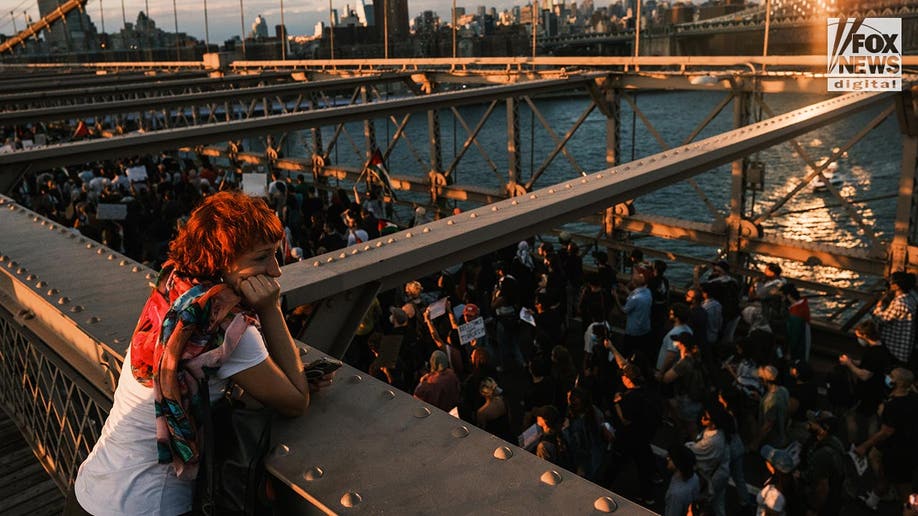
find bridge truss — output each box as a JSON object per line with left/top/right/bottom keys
{"left": 0, "top": 57, "right": 917, "bottom": 513}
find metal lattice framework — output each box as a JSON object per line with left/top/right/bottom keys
{"left": 0, "top": 305, "right": 111, "bottom": 491}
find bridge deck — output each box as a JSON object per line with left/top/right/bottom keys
{"left": 0, "top": 409, "right": 64, "bottom": 516}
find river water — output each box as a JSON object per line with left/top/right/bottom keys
{"left": 276, "top": 90, "right": 902, "bottom": 320}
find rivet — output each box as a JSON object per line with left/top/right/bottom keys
{"left": 313, "top": 261, "right": 321, "bottom": 266}
{"left": 413, "top": 406, "right": 431, "bottom": 418}
{"left": 491, "top": 206, "right": 498, "bottom": 212}
{"left": 326, "top": 257, "right": 334, "bottom": 263}
{"left": 422, "top": 227, "right": 430, "bottom": 233}
{"left": 405, "top": 232, "right": 413, "bottom": 238}
{"left": 0, "top": 256, "right": 5, "bottom": 262}
{"left": 87, "top": 316, "right": 100, "bottom": 324}
{"left": 145, "top": 273, "right": 155, "bottom": 280}
{"left": 86, "top": 243, "right": 93, "bottom": 249}
{"left": 25, "top": 274, "right": 37, "bottom": 281}
{"left": 119, "top": 260, "right": 128, "bottom": 266}
{"left": 511, "top": 200, "right": 519, "bottom": 205}
{"left": 387, "top": 238, "right": 395, "bottom": 243}
{"left": 107, "top": 254, "right": 116, "bottom": 260}
{"left": 529, "top": 194, "right": 537, "bottom": 199}
{"left": 540, "top": 470, "right": 563, "bottom": 485}
{"left": 7, "top": 261, "right": 16, "bottom": 268}
{"left": 36, "top": 281, "right": 47, "bottom": 288}
{"left": 565, "top": 184, "right": 572, "bottom": 189}
{"left": 132, "top": 266, "right": 141, "bottom": 272}
{"left": 303, "top": 466, "right": 324, "bottom": 481}
{"left": 451, "top": 426, "right": 469, "bottom": 438}
{"left": 48, "top": 224, "right": 55, "bottom": 230}
{"left": 593, "top": 497, "right": 618, "bottom": 513}
{"left": 363, "top": 245, "right": 371, "bottom": 251}
{"left": 382, "top": 389, "right": 396, "bottom": 399}
{"left": 447, "top": 220, "right": 455, "bottom": 225}
{"left": 39, "top": 218, "right": 46, "bottom": 225}
{"left": 493, "top": 446, "right": 513, "bottom": 460}
{"left": 596, "top": 174, "right": 604, "bottom": 179}
{"left": 470, "top": 213, "right": 477, "bottom": 218}
{"left": 548, "top": 189, "right": 555, "bottom": 193}
{"left": 96, "top": 248, "right": 104, "bottom": 255}
{"left": 16, "top": 267, "right": 26, "bottom": 274}
{"left": 351, "top": 374, "right": 363, "bottom": 383}
{"left": 340, "top": 491, "right": 362, "bottom": 508}
{"left": 581, "top": 178, "right": 588, "bottom": 184}
{"left": 338, "top": 252, "right": 346, "bottom": 259}
{"left": 351, "top": 249, "right": 358, "bottom": 255}
{"left": 274, "top": 444, "right": 291, "bottom": 456}
{"left": 376, "top": 241, "right": 383, "bottom": 247}
{"left": 58, "top": 297, "right": 70, "bottom": 305}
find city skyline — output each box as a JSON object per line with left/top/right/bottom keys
{"left": 0, "top": 0, "right": 592, "bottom": 45}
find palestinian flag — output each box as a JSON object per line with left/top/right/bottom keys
{"left": 367, "top": 149, "right": 396, "bottom": 201}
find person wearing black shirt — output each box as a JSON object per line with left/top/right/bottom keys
{"left": 840, "top": 320, "right": 892, "bottom": 444}
{"left": 854, "top": 367, "right": 918, "bottom": 509}
{"left": 608, "top": 364, "right": 661, "bottom": 506}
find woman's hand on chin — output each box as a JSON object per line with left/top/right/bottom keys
{"left": 238, "top": 274, "right": 281, "bottom": 314}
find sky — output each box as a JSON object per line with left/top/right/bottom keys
{"left": 0, "top": 0, "right": 526, "bottom": 44}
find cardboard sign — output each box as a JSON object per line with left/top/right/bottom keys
{"left": 519, "top": 307, "right": 536, "bottom": 327}
{"left": 518, "top": 423, "right": 542, "bottom": 451}
{"left": 427, "top": 297, "right": 448, "bottom": 319}
{"left": 457, "top": 316, "right": 486, "bottom": 345}
{"left": 126, "top": 165, "right": 148, "bottom": 182}
{"left": 242, "top": 172, "right": 267, "bottom": 197}
{"left": 96, "top": 203, "right": 127, "bottom": 220}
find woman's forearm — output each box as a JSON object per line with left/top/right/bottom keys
{"left": 258, "top": 306, "right": 308, "bottom": 395}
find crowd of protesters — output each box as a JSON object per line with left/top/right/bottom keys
{"left": 356, "top": 244, "right": 918, "bottom": 516}
{"left": 12, "top": 150, "right": 918, "bottom": 516}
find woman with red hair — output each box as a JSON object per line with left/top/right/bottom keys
{"left": 70, "top": 191, "right": 329, "bottom": 515}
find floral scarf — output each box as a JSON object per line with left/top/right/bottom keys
{"left": 130, "top": 263, "right": 258, "bottom": 480}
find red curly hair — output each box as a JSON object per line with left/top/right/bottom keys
{"left": 168, "top": 191, "right": 284, "bottom": 278}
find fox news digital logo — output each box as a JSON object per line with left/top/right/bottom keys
{"left": 827, "top": 18, "right": 901, "bottom": 92}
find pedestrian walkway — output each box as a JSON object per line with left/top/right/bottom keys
{"left": 0, "top": 409, "right": 64, "bottom": 516}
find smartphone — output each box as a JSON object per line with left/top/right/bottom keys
{"left": 305, "top": 357, "right": 343, "bottom": 380}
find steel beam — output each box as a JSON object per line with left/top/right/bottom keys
{"left": 0, "top": 70, "right": 208, "bottom": 95}
{"left": 0, "top": 75, "right": 605, "bottom": 193}
{"left": 0, "top": 71, "right": 294, "bottom": 108}
{"left": 278, "top": 91, "right": 893, "bottom": 307}
{"left": 0, "top": 73, "right": 413, "bottom": 126}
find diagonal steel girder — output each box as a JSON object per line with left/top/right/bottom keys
{"left": 0, "top": 74, "right": 606, "bottom": 193}
{"left": 278, "top": 91, "right": 894, "bottom": 307}
{"left": 0, "top": 73, "right": 415, "bottom": 127}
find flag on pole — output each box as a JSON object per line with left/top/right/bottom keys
{"left": 367, "top": 149, "right": 397, "bottom": 201}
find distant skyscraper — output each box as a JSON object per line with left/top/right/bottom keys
{"left": 373, "top": 0, "right": 409, "bottom": 41}
{"left": 252, "top": 14, "right": 269, "bottom": 38}
{"left": 37, "top": 0, "right": 97, "bottom": 52}
{"left": 355, "top": 0, "right": 374, "bottom": 26}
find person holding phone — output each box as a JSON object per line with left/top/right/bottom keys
{"left": 68, "top": 191, "right": 334, "bottom": 516}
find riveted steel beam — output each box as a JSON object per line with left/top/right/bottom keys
{"left": 0, "top": 196, "right": 153, "bottom": 394}
{"left": 0, "top": 73, "right": 413, "bottom": 126}
{"left": 279, "top": 91, "right": 894, "bottom": 307}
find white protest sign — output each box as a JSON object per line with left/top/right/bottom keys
{"left": 242, "top": 173, "right": 267, "bottom": 197}
{"left": 126, "top": 165, "right": 148, "bottom": 182}
{"left": 457, "top": 316, "right": 486, "bottom": 345}
{"left": 96, "top": 203, "right": 127, "bottom": 220}
{"left": 519, "top": 307, "right": 536, "bottom": 327}
{"left": 427, "top": 297, "right": 448, "bottom": 319}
